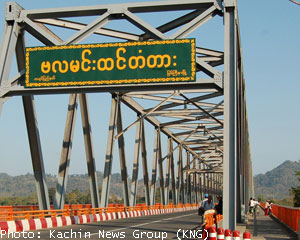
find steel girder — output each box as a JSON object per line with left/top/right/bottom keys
{"left": 0, "top": 0, "right": 253, "bottom": 229}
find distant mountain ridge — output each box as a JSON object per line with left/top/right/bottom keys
{"left": 0, "top": 172, "right": 125, "bottom": 199}
{"left": 1, "top": 160, "right": 299, "bottom": 201}
{"left": 254, "top": 160, "right": 300, "bottom": 200}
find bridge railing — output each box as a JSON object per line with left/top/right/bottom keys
{"left": 259, "top": 202, "right": 300, "bottom": 232}
{"left": 271, "top": 204, "right": 300, "bottom": 232}
{"left": 0, "top": 203, "right": 197, "bottom": 222}
{"left": 0, "top": 204, "right": 93, "bottom": 212}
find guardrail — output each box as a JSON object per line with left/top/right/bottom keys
{"left": 259, "top": 202, "right": 300, "bottom": 232}
{"left": 0, "top": 204, "right": 93, "bottom": 212}
{"left": 271, "top": 204, "right": 300, "bottom": 232}
{"left": 0, "top": 203, "right": 196, "bottom": 222}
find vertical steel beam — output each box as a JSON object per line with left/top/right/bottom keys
{"left": 203, "top": 167, "right": 207, "bottom": 196}
{"left": 214, "top": 173, "right": 217, "bottom": 199}
{"left": 150, "top": 128, "right": 159, "bottom": 205}
{"left": 198, "top": 163, "right": 203, "bottom": 201}
{"left": 13, "top": 25, "right": 50, "bottom": 210}
{"left": 223, "top": 0, "right": 237, "bottom": 230}
{"left": 244, "top": 119, "right": 250, "bottom": 214}
{"left": 23, "top": 96, "right": 50, "bottom": 210}
{"left": 185, "top": 152, "right": 191, "bottom": 203}
{"left": 140, "top": 119, "right": 150, "bottom": 206}
{"left": 157, "top": 128, "right": 165, "bottom": 205}
{"left": 0, "top": 21, "right": 17, "bottom": 87}
{"left": 208, "top": 171, "right": 211, "bottom": 196}
{"left": 116, "top": 99, "right": 130, "bottom": 207}
{"left": 0, "top": 20, "right": 18, "bottom": 120}
{"left": 54, "top": 94, "right": 78, "bottom": 209}
{"left": 194, "top": 159, "right": 198, "bottom": 203}
{"left": 236, "top": 54, "right": 242, "bottom": 222}
{"left": 169, "top": 139, "right": 177, "bottom": 204}
{"left": 175, "top": 145, "right": 181, "bottom": 204}
{"left": 179, "top": 147, "right": 185, "bottom": 204}
{"left": 164, "top": 138, "right": 172, "bottom": 204}
{"left": 79, "top": 93, "right": 100, "bottom": 208}
{"left": 130, "top": 117, "right": 142, "bottom": 206}
{"left": 101, "top": 95, "right": 118, "bottom": 207}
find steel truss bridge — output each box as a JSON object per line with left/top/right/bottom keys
{"left": 0, "top": 0, "right": 253, "bottom": 230}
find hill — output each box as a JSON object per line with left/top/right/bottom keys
{"left": 2, "top": 160, "right": 299, "bottom": 203}
{"left": 254, "top": 160, "right": 300, "bottom": 200}
{"left": 0, "top": 172, "right": 125, "bottom": 199}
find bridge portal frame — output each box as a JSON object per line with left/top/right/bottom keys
{"left": 0, "top": 0, "right": 253, "bottom": 230}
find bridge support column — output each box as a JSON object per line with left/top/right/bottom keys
{"left": 13, "top": 24, "right": 51, "bottom": 210}
{"left": 175, "top": 146, "right": 180, "bottom": 205}
{"left": 157, "top": 129, "right": 165, "bottom": 205}
{"left": 23, "top": 96, "right": 50, "bottom": 210}
{"left": 101, "top": 95, "right": 118, "bottom": 207}
{"left": 54, "top": 94, "right": 78, "bottom": 209}
{"left": 179, "top": 146, "right": 185, "bottom": 204}
{"left": 116, "top": 98, "right": 130, "bottom": 207}
{"left": 185, "top": 152, "right": 191, "bottom": 203}
{"left": 150, "top": 128, "right": 159, "bottom": 206}
{"left": 169, "top": 139, "right": 176, "bottom": 205}
{"left": 140, "top": 119, "right": 150, "bottom": 206}
{"left": 79, "top": 94, "right": 100, "bottom": 208}
{"left": 164, "top": 138, "right": 171, "bottom": 205}
{"left": 192, "top": 159, "right": 196, "bottom": 203}
{"left": 223, "top": 0, "right": 237, "bottom": 230}
{"left": 130, "top": 116, "right": 142, "bottom": 206}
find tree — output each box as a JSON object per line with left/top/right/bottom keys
{"left": 48, "top": 187, "right": 56, "bottom": 205}
{"left": 290, "top": 171, "right": 300, "bottom": 207}
{"left": 65, "top": 189, "right": 80, "bottom": 204}
{"left": 257, "top": 195, "right": 264, "bottom": 203}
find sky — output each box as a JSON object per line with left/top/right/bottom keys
{"left": 0, "top": 0, "right": 299, "bottom": 177}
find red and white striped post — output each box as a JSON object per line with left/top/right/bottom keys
{"left": 233, "top": 230, "right": 240, "bottom": 240}
{"left": 217, "top": 228, "right": 224, "bottom": 240}
{"left": 225, "top": 229, "right": 232, "bottom": 240}
{"left": 243, "top": 232, "right": 251, "bottom": 240}
{"left": 203, "top": 227, "right": 208, "bottom": 240}
{"left": 208, "top": 226, "right": 217, "bottom": 240}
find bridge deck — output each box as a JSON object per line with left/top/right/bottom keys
{"left": 246, "top": 207, "right": 297, "bottom": 240}
{"left": 1, "top": 210, "right": 203, "bottom": 240}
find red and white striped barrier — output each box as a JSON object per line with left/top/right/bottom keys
{"left": 243, "top": 232, "right": 251, "bottom": 240}
{"left": 207, "top": 228, "right": 251, "bottom": 240}
{"left": 0, "top": 206, "right": 198, "bottom": 234}
{"left": 208, "top": 226, "right": 217, "bottom": 240}
{"left": 233, "top": 230, "right": 240, "bottom": 240}
{"left": 217, "top": 227, "right": 224, "bottom": 240}
{"left": 225, "top": 229, "right": 232, "bottom": 240}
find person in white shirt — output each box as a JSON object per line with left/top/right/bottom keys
{"left": 249, "top": 197, "right": 255, "bottom": 215}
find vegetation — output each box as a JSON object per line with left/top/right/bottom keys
{"left": 3, "top": 160, "right": 299, "bottom": 206}
{"left": 0, "top": 194, "right": 38, "bottom": 206}
{"left": 0, "top": 172, "right": 125, "bottom": 206}
{"left": 290, "top": 171, "right": 300, "bottom": 207}
{"left": 272, "top": 197, "right": 294, "bottom": 207}
{"left": 0, "top": 172, "right": 159, "bottom": 206}
{"left": 0, "top": 187, "right": 123, "bottom": 206}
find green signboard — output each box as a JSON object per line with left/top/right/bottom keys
{"left": 25, "top": 39, "right": 195, "bottom": 88}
